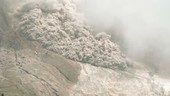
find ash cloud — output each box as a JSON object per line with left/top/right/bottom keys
{"left": 1, "top": 0, "right": 170, "bottom": 76}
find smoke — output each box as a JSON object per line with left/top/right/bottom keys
{"left": 77, "top": 0, "right": 170, "bottom": 76}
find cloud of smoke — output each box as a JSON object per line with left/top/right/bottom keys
{"left": 77, "top": 0, "right": 170, "bottom": 76}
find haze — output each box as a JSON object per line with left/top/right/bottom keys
{"left": 77, "top": 0, "right": 170, "bottom": 76}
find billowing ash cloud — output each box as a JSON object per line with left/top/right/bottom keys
{"left": 0, "top": 0, "right": 128, "bottom": 70}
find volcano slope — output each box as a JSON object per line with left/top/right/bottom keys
{"left": 0, "top": 0, "right": 167, "bottom": 96}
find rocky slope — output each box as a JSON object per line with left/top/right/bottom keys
{"left": 0, "top": 46, "right": 166, "bottom": 96}
{"left": 70, "top": 64, "right": 165, "bottom": 96}
{"left": 0, "top": 35, "right": 81, "bottom": 96}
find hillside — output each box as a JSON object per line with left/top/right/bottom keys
{"left": 0, "top": 0, "right": 168, "bottom": 96}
